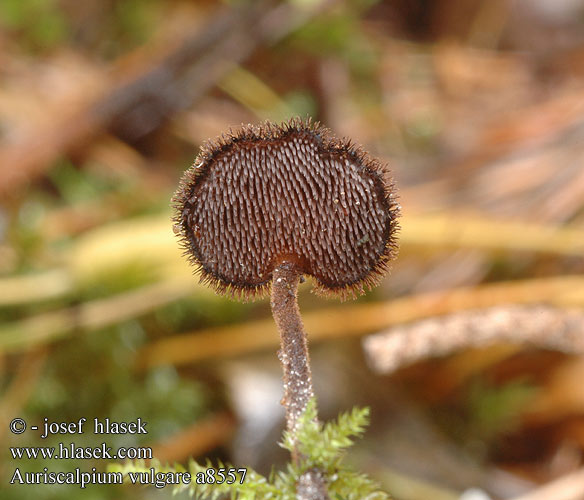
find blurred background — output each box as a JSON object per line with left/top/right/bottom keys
{"left": 1, "top": 0, "right": 584, "bottom": 499}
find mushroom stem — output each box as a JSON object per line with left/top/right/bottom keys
{"left": 272, "top": 263, "right": 330, "bottom": 499}
{"left": 270, "top": 261, "right": 315, "bottom": 453}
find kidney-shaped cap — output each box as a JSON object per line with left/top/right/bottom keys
{"left": 172, "top": 118, "right": 399, "bottom": 300}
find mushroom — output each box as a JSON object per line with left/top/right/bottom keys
{"left": 172, "top": 117, "right": 399, "bottom": 496}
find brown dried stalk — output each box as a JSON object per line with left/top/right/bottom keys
{"left": 363, "top": 305, "right": 584, "bottom": 374}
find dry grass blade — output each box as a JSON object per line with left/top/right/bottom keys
{"left": 149, "top": 411, "right": 236, "bottom": 464}
{"left": 363, "top": 305, "right": 584, "bottom": 374}
{"left": 137, "top": 275, "right": 584, "bottom": 369}
{"left": 218, "top": 65, "right": 293, "bottom": 120}
{"left": 0, "top": 278, "right": 195, "bottom": 353}
{"left": 0, "top": 270, "right": 73, "bottom": 306}
{"left": 401, "top": 213, "right": 584, "bottom": 256}
{"left": 3, "top": 209, "right": 581, "bottom": 308}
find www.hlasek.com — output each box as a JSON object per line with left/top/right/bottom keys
{"left": 11, "top": 442, "right": 152, "bottom": 460}
{"left": 9, "top": 417, "right": 247, "bottom": 489}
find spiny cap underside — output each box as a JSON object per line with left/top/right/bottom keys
{"left": 172, "top": 118, "right": 399, "bottom": 300}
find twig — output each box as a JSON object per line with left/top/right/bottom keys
{"left": 0, "top": 0, "right": 333, "bottom": 197}
{"left": 363, "top": 305, "right": 584, "bottom": 374}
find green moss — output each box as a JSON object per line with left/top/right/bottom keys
{"left": 112, "top": 399, "right": 390, "bottom": 499}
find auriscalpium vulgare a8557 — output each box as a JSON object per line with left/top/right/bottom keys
{"left": 172, "top": 117, "right": 400, "bottom": 499}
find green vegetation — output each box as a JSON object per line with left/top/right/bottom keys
{"left": 113, "top": 399, "right": 389, "bottom": 499}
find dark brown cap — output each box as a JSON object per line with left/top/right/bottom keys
{"left": 172, "top": 118, "right": 399, "bottom": 300}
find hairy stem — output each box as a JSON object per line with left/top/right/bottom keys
{"left": 271, "top": 262, "right": 329, "bottom": 499}
{"left": 271, "top": 262, "right": 315, "bottom": 448}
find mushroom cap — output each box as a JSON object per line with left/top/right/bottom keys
{"left": 172, "top": 118, "right": 399, "bottom": 300}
